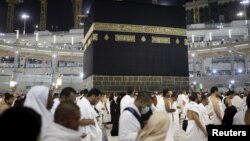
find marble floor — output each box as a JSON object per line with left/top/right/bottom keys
{"left": 105, "top": 125, "right": 119, "bottom": 141}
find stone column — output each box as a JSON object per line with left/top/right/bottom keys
{"left": 244, "top": 55, "right": 249, "bottom": 74}
{"left": 200, "top": 58, "right": 205, "bottom": 77}
{"left": 51, "top": 55, "right": 58, "bottom": 87}
{"left": 230, "top": 54, "right": 235, "bottom": 76}
{"left": 13, "top": 51, "right": 19, "bottom": 80}
{"left": 42, "top": 60, "right": 47, "bottom": 74}
{"left": 193, "top": 57, "right": 197, "bottom": 78}
{"left": 42, "top": 60, "right": 46, "bottom": 68}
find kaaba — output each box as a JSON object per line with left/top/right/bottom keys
{"left": 82, "top": 0, "right": 189, "bottom": 92}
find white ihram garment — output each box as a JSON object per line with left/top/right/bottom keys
{"left": 120, "top": 95, "right": 133, "bottom": 113}
{"left": 43, "top": 122, "right": 82, "bottom": 141}
{"left": 185, "top": 102, "right": 206, "bottom": 141}
{"left": 119, "top": 103, "right": 141, "bottom": 141}
{"left": 208, "top": 97, "right": 224, "bottom": 125}
{"left": 156, "top": 95, "right": 166, "bottom": 111}
{"left": 233, "top": 110, "right": 246, "bottom": 125}
{"left": 77, "top": 97, "right": 102, "bottom": 141}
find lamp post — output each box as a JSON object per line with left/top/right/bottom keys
{"left": 21, "top": 14, "right": 30, "bottom": 35}
{"left": 237, "top": 11, "right": 249, "bottom": 37}
{"left": 240, "top": 0, "right": 249, "bottom": 24}
{"left": 51, "top": 35, "right": 58, "bottom": 90}
{"left": 34, "top": 25, "right": 39, "bottom": 31}
{"left": 35, "top": 32, "right": 39, "bottom": 47}
{"left": 16, "top": 30, "right": 19, "bottom": 40}
{"left": 228, "top": 29, "right": 232, "bottom": 39}
{"left": 237, "top": 11, "right": 244, "bottom": 19}
{"left": 240, "top": 0, "right": 250, "bottom": 37}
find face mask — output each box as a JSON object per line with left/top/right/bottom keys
{"left": 141, "top": 106, "right": 150, "bottom": 114}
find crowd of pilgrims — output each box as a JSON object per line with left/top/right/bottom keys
{"left": 0, "top": 85, "right": 249, "bottom": 141}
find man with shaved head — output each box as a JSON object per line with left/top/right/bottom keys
{"left": 43, "top": 101, "right": 83, "bottom": 141}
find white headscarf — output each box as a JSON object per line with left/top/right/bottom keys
{"left": 24, "top": 85, "right": 53, "bottom": 138}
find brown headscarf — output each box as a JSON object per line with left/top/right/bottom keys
{"left": 136, "top": 111, "right": 170, "bottom": 141}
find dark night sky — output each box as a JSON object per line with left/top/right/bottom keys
{"left": 0, "top": 0, "right": 185, "bottom": 33}
{"left": 0, "top": 0, "right": 74, "bottom": 33}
